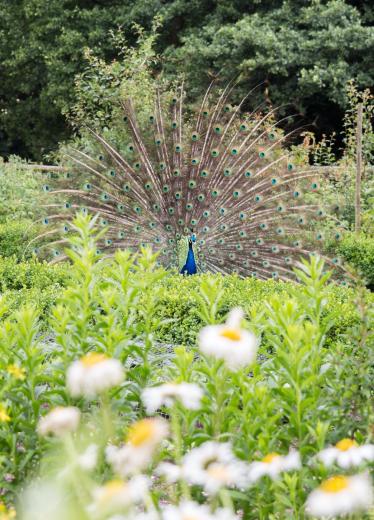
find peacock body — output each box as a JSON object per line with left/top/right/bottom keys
{"left": 37, "top": 82, "right": 345, "bottom": 281}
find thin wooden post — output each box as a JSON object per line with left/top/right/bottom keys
{"left": 355, "top": 103, "right": 363, "bottom": 234}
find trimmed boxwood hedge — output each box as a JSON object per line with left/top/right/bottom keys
{"left": 331, "top": 233, "right": 374, "bottom": 289}
{"left": 0, "top": 257, "right": 371, "bottom": 346}
{"left": 0, "top": 256, "right": 69, "bottom": 319}
{"left": 151, "top": 274, "right": 372, "bottom": 345}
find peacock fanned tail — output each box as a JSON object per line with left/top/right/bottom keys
{"left": 35, "top": 81, "right": 347, "bottom": 282}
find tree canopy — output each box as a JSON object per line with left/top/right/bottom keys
{"left": 0, "top": 0, "right": 373, "bottom": 159}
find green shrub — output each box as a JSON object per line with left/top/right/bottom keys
{"left": 0, "top": 215, "right": 371, "bottom": 519}
{"left": 152, "top": 273, "right": 372, "bottom": 346}
{"left": 0, "top": 158, "right": 46, "bottom": 223}
{"left": 330, "top": 232, "right": 374, "bottom": 288}
{"left": 2, "top": 285, "right": 64, "bottom": 321}
{"left": 0, "top": 220, "right": 40, "bottom": 260}
{"left": 0, "top": 256, "right": 68, "bottom": 292}
{"left": 0, "top": 256, "right": 69, "bottom": 320}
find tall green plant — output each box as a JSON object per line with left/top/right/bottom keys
{"left": 1, "top": 216, "right": 372, "bottom": 519}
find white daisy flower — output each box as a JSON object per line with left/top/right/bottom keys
{"left": 20, "top": 481, "right": 69, "bottom": 520}
{"left": 106, "top": 418, "right": 169, "bottom": 476}
{"left": 90, "top": 476, "right": 149, "bottom": 516}
{"left": 142, "top": 382, "right": 203, "bottom": 414}
{"left": 162, "top": 501, "right": 238, "bottom": 520}
{"left": 198, "top": 308, "right": 258, "bottom": 369}
{"left": 108, "top": 514, "right": 158, "bottom": 520}
{"left": 37, "top": 406, "right": 80, "bottom": 437}
{"left": 182, "top": 441, "right": 249, "bottom": 494}
{"left": 67, "top": 352, "right": 124, "bottom": 398}
{"left": 305, "top": 473, "right": 373, "bottom": 518}
{"left": 248, "top": 450, "right": 301, "bottom": 482}
{"left": 78, "top": 443, "right": 98, "bottom": 471}
{"left": 156, "top": 462, "right": 183, "bottom": 483}
{"left": 318, "top": 438, "right": 374, "bottom": 468}
{"left": 108, "top": 515, "right": 158, "bottom": 520}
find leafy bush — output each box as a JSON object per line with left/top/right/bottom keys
{"left": 0, "top": 256, "right": 68, "bottom": 292}
{"left": 328, "top": 232, "right": 374, "bottom": 288}
{"left": 152, "top": 273, "right": 372, "bottom": 346}
{"left": 0, "top": 158, "right": 47, "bottom": 223}
{"left": 0, "top": 256, "right": 69, "bottom": 320}
{"left": 0, "top": 215, "right": 372, "bottom": 520}
{"left": 2, "top": 285, "right": 64, "bottom": 324}
{"left": 0, "top": 220, "right": 40, "bottom": 260}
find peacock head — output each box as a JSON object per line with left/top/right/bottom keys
{"left": 189, "top": 231, "right": 197, "bottom": 246}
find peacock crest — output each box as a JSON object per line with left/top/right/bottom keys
{"left": 35, "top": 81, "right": 346, "bottom": 281}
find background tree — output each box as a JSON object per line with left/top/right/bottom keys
{"left": 0, "top": 0, "right": 373, "bottom": 160}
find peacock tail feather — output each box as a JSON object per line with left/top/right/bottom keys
{"left": 34, "top": 81, "right": 347, "bottom": 282}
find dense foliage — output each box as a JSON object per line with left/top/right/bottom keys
{"left": 153, "top": 272, "right": 372, "bottom": 345}
{"left": 0, "top": 2, "right": 373, "bottom": 516}
{"left": 1, "top": 0, "right": 373, "bottom": 159}
{"left": 0, "top": 216, "right": 372, "bottom": 519}
{"left": 0, "top": 243, "right": 371, "bottom": 337}
{"left": 0, "top": 158, "right": 47, "bottom": 223}
{"left": 331, "top": 232, "right": 374, "bottom": 288}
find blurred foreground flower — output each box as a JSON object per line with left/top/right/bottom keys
{"left": 0, "top": 502, "right": 16, "bottom": 519}
{"left": 198, "top": 308, "right": 258, "bottom": 369}
{"left": 78, "top": 443, "right": 99, "bottom": 471}
{"left": 37, "top": 406, "right": 80, "bottom": 437}
{"left": 142, "top": 382, "right": 203, "bottom": 413}
{"left": 90, "top": 476, "right": 149, "bottom": 517}
{"left": 67, "top": 352, "right": 124, "bottom": 397}
{"left": 318, "top": 438, "right": 374, "bottom": 468}
{"left": 162, "top": 501, "right": 238, "bottom": 520}
{"left": 106, "top": 418, "right": 169, "bottom": 476}
{"left": 0, "top": 404, "right": 10, "bottom": 423}
{"left": 20, "top": 481, "right": 75, "bottom": 520}
{"left": 248, "top": 450, "right": 301, "bottom": 482}
{"left": 7, "top": 364, "right": 26, "bottom": 380}
{"left": 305, "top": 474, "right": 373, "bottom": 518}
{"left": 182, "top": 441, "right": 249, "bottom": 493}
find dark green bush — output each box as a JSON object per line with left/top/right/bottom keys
{"left": 0, "top": 256, "right": 68, "bottom": 292}
{"left": 3, "top": 285, "right": 64, "bottom": 320}
{"left": 0, "top": 256, "right": 69, "bottom": 319}
{"left": 0, "top": 158, "right": 46, "bottom": 222}
{"left": 0, "top": 254, "right": 370, "bottom": 342}
{"left": 152, "top": 274, "right": 372, "bottom": 345}
{"left": 0, "top": 220, "right": 40, "bottom": 260}
{"left": 331, "top": 233, "right": 374, "bottom": 288}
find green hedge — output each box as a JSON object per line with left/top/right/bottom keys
{"left": 0, "top": 256, "right": 370, "bottom": 343}
{"left": 0, "top": 256, "right": 69, "bottom": 318}
{"left": 0, "top": 256, "right": 68, "bottom": 291}
{"left": 152, "top": 274, "right": 372, "bottom": 345}
{"left": 0, "top": 220, "right": 40, "bottom": 260}
{"left": 331, "top": 233, "right": 374, "bottom": 288}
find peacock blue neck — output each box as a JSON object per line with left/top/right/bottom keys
{"left": 180, "top": 240, "right": 197, "bottom": 275}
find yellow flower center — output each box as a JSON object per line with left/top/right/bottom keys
{"left": 207, "top": 463, "right": 229, "bottom": 482}
{"left": 262, "top": 452, "right": 280, "bottom": 464}
{"left": 127, "top": 419, "right": 156, "bottom": 447}
{"left": 220, "top": 328, "right": 242, "bottom": 341}
{"left": 100, "top": 480, "right": 125, "bottom": 502}
{"left": 335, "top": 438, "right": 357, "bottom": 451}
{"left": 320, "top": 475, "right": 349, "bottom": 493}
{"left": 81, "top": 352, "right": 107, "bottom": 367}
{"left": 7, "top": 364, "right": 25, "bottom": 380}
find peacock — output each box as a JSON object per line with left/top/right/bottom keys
{"left": 35, "top": 80, "right": 346, "bottom": 282}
